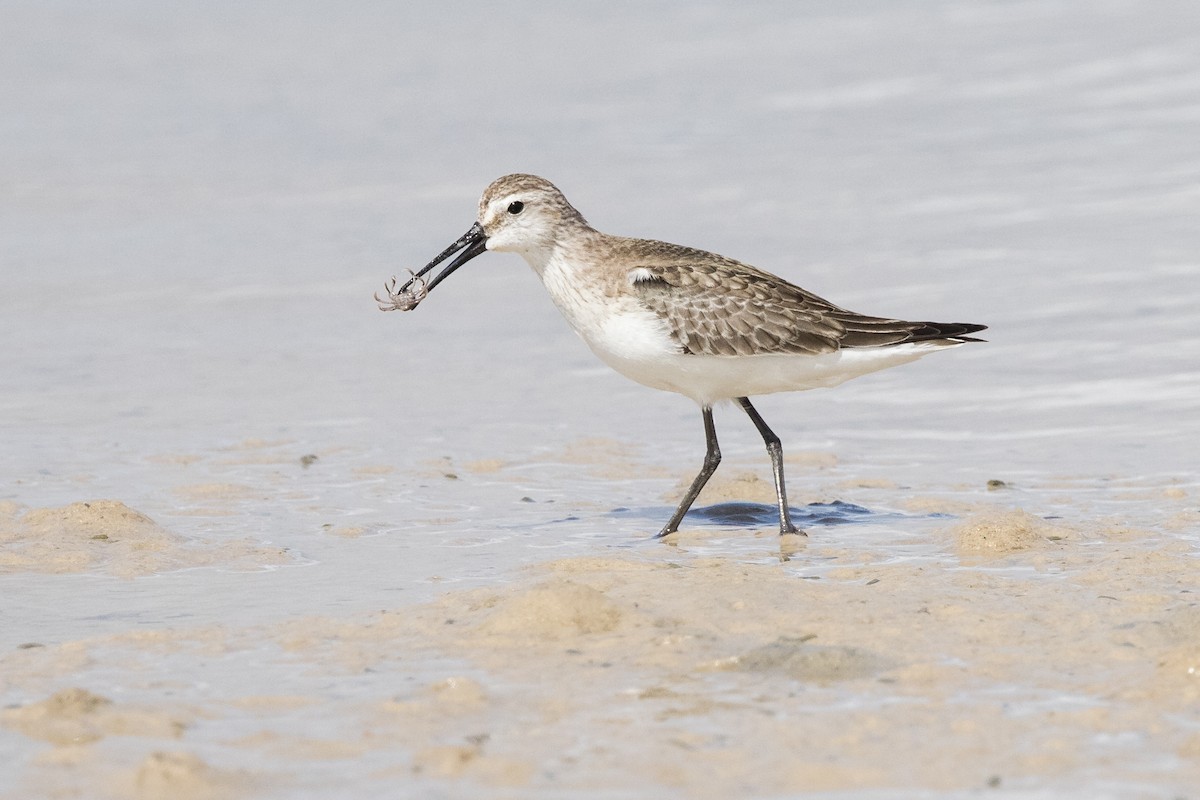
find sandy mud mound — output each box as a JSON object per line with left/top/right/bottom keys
{"left": 0, "top": 499, "right": 291, "bottom": 577}
{"left": 1, "top": 687, "right": 186, "bottom": 746}
{"left": 947, "top": 509, "right": 1077, "bottom": 555}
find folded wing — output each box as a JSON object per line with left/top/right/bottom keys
{"left": 627, "top": 253, "right": 985, "bottom": 357}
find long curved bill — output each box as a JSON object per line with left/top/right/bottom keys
{"left": 375, "top": 222, "right": 488, "bottom": 312}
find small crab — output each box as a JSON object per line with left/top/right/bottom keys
{"left": 375, "top": 270, "right": 428, "bottom": 312}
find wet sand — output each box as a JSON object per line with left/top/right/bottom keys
{"left": 2, "top": 458, "right": 1197, "bottom": 798}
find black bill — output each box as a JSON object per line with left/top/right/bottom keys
{"left": 376, "top": 222, "right": 488, "bottom": 312}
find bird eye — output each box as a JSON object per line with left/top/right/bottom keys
{"left": 507, "top": 200, "right": 525, "bottom": 215}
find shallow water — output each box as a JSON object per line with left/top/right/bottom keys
{"left": 2, "top": 1, "right": 1199, "bottom": 797}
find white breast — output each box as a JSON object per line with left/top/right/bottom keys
{"left": 535, "top": 254, "right": 686, "bottom": 386}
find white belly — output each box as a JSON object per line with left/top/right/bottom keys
{"left": 598, "top": 337, "right": 953, "bottom": 405}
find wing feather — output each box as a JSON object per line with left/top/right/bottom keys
{"left": 621, "top": 241, "right": 986, "bottom": 356}
{"left": 629, "top": 257, "right": 844, "bottom": 356}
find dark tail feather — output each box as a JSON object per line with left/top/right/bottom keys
{"left": 836, "top": 316, "right": 988, "bottom": 348}
{"left": 908, "top": 321, "right": 988, "bottom": 343}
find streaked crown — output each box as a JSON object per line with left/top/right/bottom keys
{"left": 477, "top": 174, "right": 591, "bottom": 257}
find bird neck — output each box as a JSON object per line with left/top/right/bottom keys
{"left": 521, "top": 224, "right": 602, "bottom": 278}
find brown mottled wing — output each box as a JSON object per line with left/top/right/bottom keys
{"left": 624, "top": 241, "right": 987, "bottom": 356}
{"left": 627, "top": 254, "right": 846, "bottom": 356}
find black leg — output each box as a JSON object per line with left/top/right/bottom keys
{"left": 657, "top": 405, "right": 720, "bottom": 537}
{"left": 737, "top": 397, "right": 802, "bottom": 535}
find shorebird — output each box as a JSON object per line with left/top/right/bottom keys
{"left": 378, "top": 174, "right": 985, "bottom": 537}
